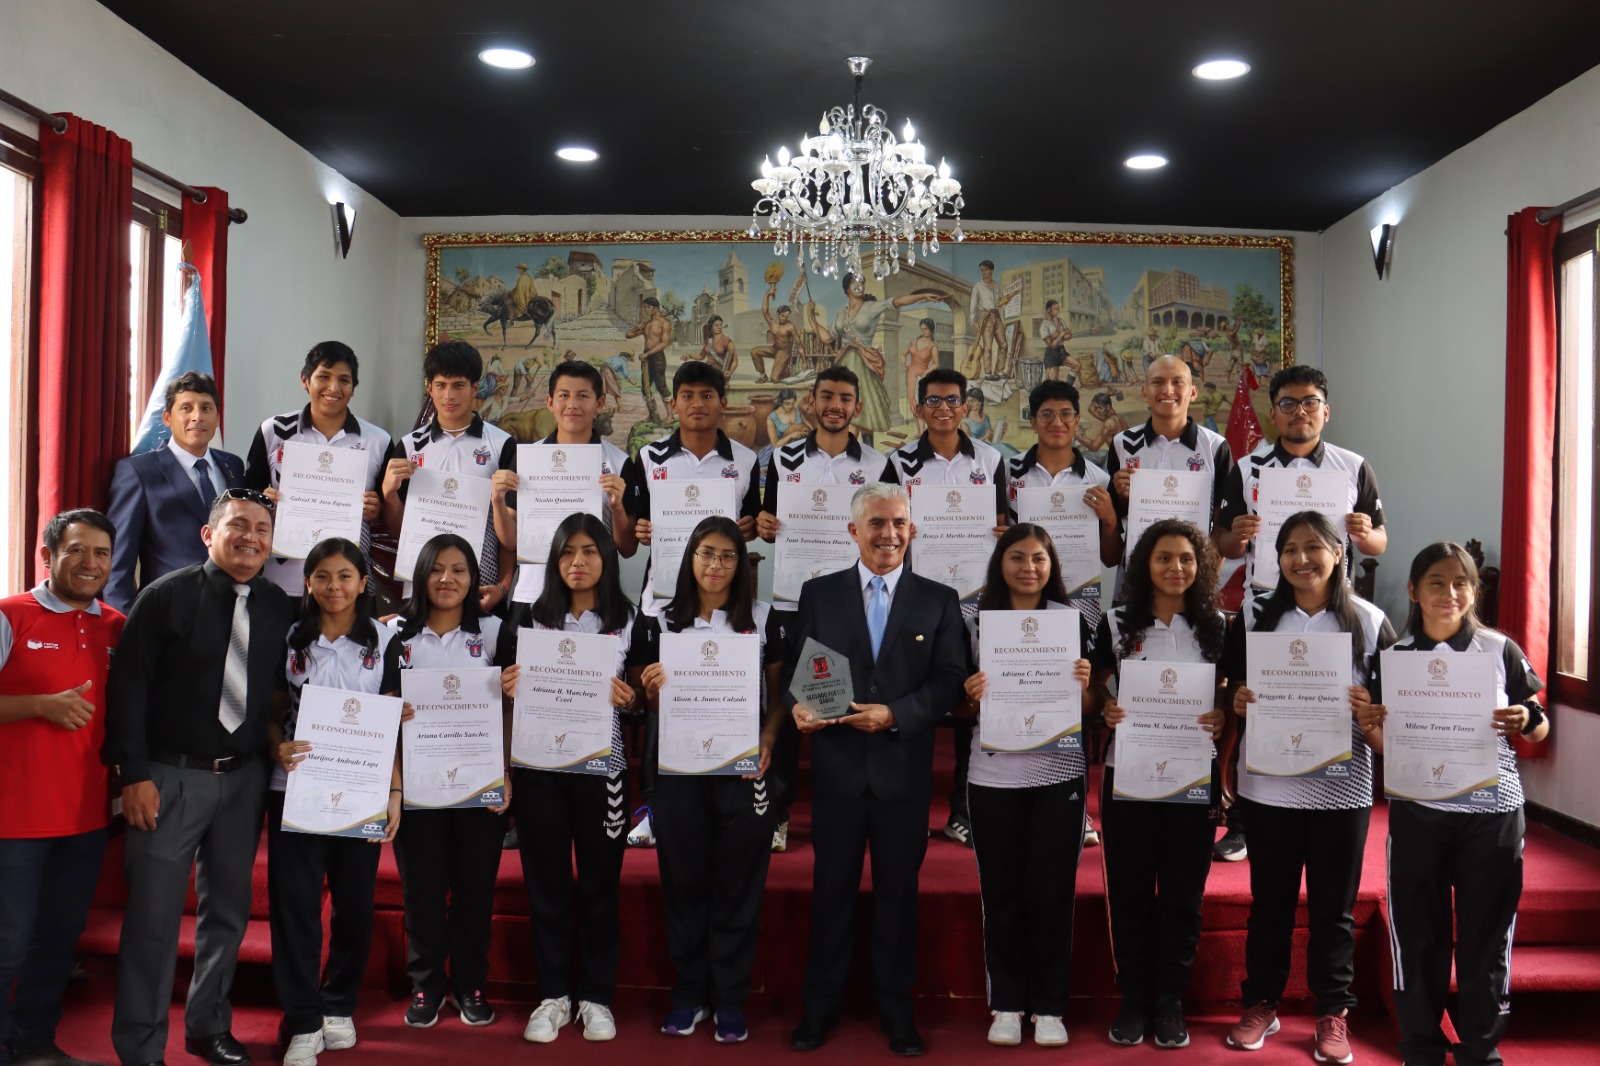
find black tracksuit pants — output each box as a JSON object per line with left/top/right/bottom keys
{"left": 393, "top": 806, "right": 506, "bottom": 999}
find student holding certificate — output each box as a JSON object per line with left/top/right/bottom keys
{"left": 637, "top": 517, "right": 784, "bottom": 1045}
{"left": 385, "top": 533, "right": 508, "bottom": 1031}
{"left": 496, "top": 514, "right": 645, "bottom": 1045}
{"left": 1223, "top": 512, "right": 1395, "bottom": 1062}
{"left": 268, "top": 539, "right": 404, "bottom": 1066}
{"left": 1086, "top": 520, "right": 1226, "bottom": 1050}
{"left": 1361, "top": 543, "right": 1546, "bottom": 1066}
{"left": 957, "top": 525, "right": 1092, "bottom": 1048}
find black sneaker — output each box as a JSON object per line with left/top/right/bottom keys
{"left": 453, "top": 989, "right": 497, "bottom": 1027}
{"left": 405, "top": 990, "right": 444, "bottom": 1028}
{"left": 1152, "top": 997, "right": 1189, "bottom": 1049}
{"left": 1108, "top": 1000, "right": 1147, "bottom": 1045}
{"left": 1213, "top": 825, "right": 1247, "bottom": 862}
{"left": 943, "top": 812, "right": 973, "bottom": 847}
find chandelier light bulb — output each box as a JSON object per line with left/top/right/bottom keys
{"left": 903, "top": 120, "right": 915, "bottom": 142}
{"left": 938, "top": 159, "right": 950, "bottom": 179}
{"left": 777, "top": 145, "right": 791, "bottom": 166}
{"left": 819, "top": 113, "right": 830, "bottom": 134}
{"left": 760, "top": 156, "right": 773, "bottom": 178}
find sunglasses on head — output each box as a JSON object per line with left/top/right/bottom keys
{"left": 217, "top": 487, "right": 275, "bottom": 511}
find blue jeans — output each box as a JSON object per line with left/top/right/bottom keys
{"left": 0, "top": 827, "right": 107, "bottom": 1053}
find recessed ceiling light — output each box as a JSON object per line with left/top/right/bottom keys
{"left": 556, "top": 147, "right": 599, "bottom": 163}
{"left": 1124, "top": 154, "right": 1168, "bottom": 170}
{"left": 1193, "top": 58, "right": 1249, "bottom": 80}
{"left": 478, "top": 47, "right": 534, "bottom": 70}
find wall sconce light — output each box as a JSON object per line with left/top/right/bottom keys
{"left": 1370, "top": 223, "right": 1394, "bottom": 279}
{"left": 332, "top": 201, "right": 357, "bottom": 258}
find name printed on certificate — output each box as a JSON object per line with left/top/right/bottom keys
{"left": 1014, "top": 487, "right": 1102, "bottom": 603}
{"left": 511, "top": 628, "right": 620, "bottom": 775}
{"left": 650, "top": 479, "right": 738, "bottom": 598}
{"left": 773, "top": 483, "right": 857, "bottom": 604}
{"left": 910, "top": 482, "right": 995, "bottom": 601}
{"left": 401, "top": 667, "right": 505, "bottom": 809}
{"left": 394, "top": 467, "right": 492, "bottom": 583}
{"left": 1113, "top": 659, "right": 1216, "bottom": 803}
{"left": 1381, "top": 650, "right": 1499, "bottom": 805}
{"left": 1252, "top": 467, "right": 1351, "bottom": 589}
{"left": 1124, "top": 469, "right": 1211, "bottom": 564}
{"left": 1244, "top": 631, "right": 1353, "bottom": 778}
{"left": 659, "top": 632, "right": 761, "bottom": 776}
{"left": 517, "top": 444, "right": 605, "bottom": 565}
{"left": 282, "top": 684, "right": 403, "bottom": 838}
{"left": 273, "top": 441, "right": 367, "bottom": 560}
{"left": 978, "top": 608, "right": 1083, "bottom": 753}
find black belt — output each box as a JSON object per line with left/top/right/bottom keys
{"left": 148, "top": 748, "right": 252, "bottom": 775}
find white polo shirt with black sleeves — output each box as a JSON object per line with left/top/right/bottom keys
{"left": 273, "top": 623, "right": 404, "bottom": 792}
{"left": 509, "top": 432, "right": 634, "bottom": 606}
{"left": 762, "top": 431, "right": 895, "bottom": 613}
{"left": 245, "top": 406, "right": 391, "bottom": 595}
{"left": 887, "top": 430, "right": 1007, "bottom": 518}
{"left": 1371, "top": 626, "right": 1543, "bottom": 815}
{"left": 383, "top": 415, "right": 517, "bottom": 587}
{"left": 1216, "top": 439, "right": 1385, "bottom": 594}
{"left": 623, "top": 429, "right": 761, "bottom": 617}
{"left": 1103, "top": 418, "right": 1231, "bottom": 601}
{"left": 1006, "top": 444, "right": 1113, "bottom": 628}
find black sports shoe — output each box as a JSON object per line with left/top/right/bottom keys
{"left": 1213, "top": 825, "right": 1247, "bottom": 862}
{"left": 405, "top": 990, "right": 443, "bottom": 1028}
{"left": 942, "top": 812, "right": 973, "bottom": 847}
{"left": 1152, "top": 997, "right": 1190, "bottom": 1049}
{"left": 1109, "top": 999, "right": 1147, "bottom": 1045}
{"left": 453, "top": 989, "right": 497, "bottom": 1027}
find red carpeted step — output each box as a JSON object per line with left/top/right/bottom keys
{"left": 1505, "top": 944, "right": 1600, "bottom": 993}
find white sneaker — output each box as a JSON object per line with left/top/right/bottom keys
{"left": 283, "top": 1032, "right": 324, "bottom": 1066}
{"left": 523, "top": 997, "right": 572, "bottom": 1043}
{"left": 627, "top": 812, "right": 655, "bottom": 847}
{"left": 988, "top": 1011, "right": 1023, "bottom": 1046}
{"left": 1034, "top": 1014, "right": 1069, "bottom": 1047}
{"left": 577, "top": 999, "right": 616, "bottom": 1042}
{"left": 322, "top": 1015, "right": 357, "bottom": 1050}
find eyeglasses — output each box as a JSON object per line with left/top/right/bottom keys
{"left": 216, "top": 487, "right": 275, "bottom": 511}
{"left": 920, "top": 395, "right": 965, "bottom": 409}
{"left": 692, "top": 549, "right": 741, "bottom": 569}
{"left": 1033, "top": 409, "right": 1080, "bottom": 424}
{"left": 1273, "top": 396, "right": 1327, "bottom": 414}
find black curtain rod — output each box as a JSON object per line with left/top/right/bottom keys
{"left": 1536, "top": 185, "right": 1600, "bottom": 225}
{"left": 0, "top": 86, "right": 247, "bottom": 224}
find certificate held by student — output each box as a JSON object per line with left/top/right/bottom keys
{"left": 510, "top": 627, "right": 620, "bottom": 773}
{"left": 1112, "top": 659, "right": 1215, "bottom": 803}
{"left": 282, "top": 684, "right": 404, "bottom": 837}
{"left": 401, "top": 667, "right": 505, "bottom": 808}
{"left": 658, "top": 631, "right": 761, "bottom": 775}
{"left": 1244, "top": 630, "right": 1353, "bottom": 778}
{"left": 978, "top": 607, "right": 1083, "bottom": 753}
{"left": 1380, "top": 650, "right": 1499, "bottom": 804}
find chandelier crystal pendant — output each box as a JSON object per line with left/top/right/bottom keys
{"left": 749, "top": 56, "right": 964, "bottom": 282}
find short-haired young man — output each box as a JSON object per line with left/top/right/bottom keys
{"left": 622, "top": 361, "right": 762, "bottom": 846}
{"left": 244, "top": 341, "right": 392, "bottom": 594}
{"left": 382, "top": 341, "right": 518, "bottom": 610}
{"left": 757, "top": 364, "right": 895, "bottom": 850}
{"left": 104, "top": 372, "right": 245, "bottom": 612}
{"left": 0, "top": 509, "right": 124, "bottom": 1066}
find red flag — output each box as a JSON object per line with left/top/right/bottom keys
{"left": 1225, "top": 367, "right": 1266, "bottom": 460}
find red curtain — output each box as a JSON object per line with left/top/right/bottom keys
{"left": 182, "top": 186, "right": 230, "bottom": 411}
{"left": 1502, "top": 206, "right": 1558, "bottom": 757}
{"left": 32, "top": 113, "right": 133, "bottom": 581}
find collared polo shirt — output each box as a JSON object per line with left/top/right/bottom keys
{"left": 511, "top": 432, "right": 634, "bottom": 605}
{"left": 887, "top": 430, "right": 1007, "bottom": 517}
{"left": 0, "top": 585, "right": 125, "bottom": 837}
{"left": 385, "top": 415, "right": 517, "bottom": 586}
{"left": 274, "top": 622, "right": 403, "bottom": 791}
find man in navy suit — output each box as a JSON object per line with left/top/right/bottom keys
{"left": 783, "top": 482, "right": 967, "bottom": 1057}
{"left": 104, "top": 372, "right": 244, "bottom": 612}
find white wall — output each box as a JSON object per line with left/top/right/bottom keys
{"left": 0, "top": 0, "right": 401, "bottom": 441}
{"left": 1321, "top": 62, "right": 1600, "bottom": 828}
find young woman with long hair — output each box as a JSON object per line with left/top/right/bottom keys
{"left": 388, "top": 533, "right": 507, "bottom": 1030}
{"left": 637, "top": 516, "right": 784, "bottom": 1045}
{"left": 1362, "top": 542, "right": 1547, "bottom": 1066}
{"left": 960, "top": 524, "right": 1093, "bottom": 1047}
{"left": 496, "top": 513, "right": 644, "bottom": 1045}
{"left": 1224, "top": 511, "right": 1396, "bottom": 1062}
{"left": 1088, "top": 519, "right": 1227, "bottom": 1050}
{"left": 268, "top": 538, "right": 404, "bottom": 1066}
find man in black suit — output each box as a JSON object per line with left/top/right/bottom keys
{"left": 783, "top": 482, "right": 967, "bottom": 1056}
{"left": 104, "top": 488, "right": 296, "bottom": 1066}
{"left": 104, "top": 372, "right": 245, "bottom": 612}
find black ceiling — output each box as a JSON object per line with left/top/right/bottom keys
{"left": 96, "top": 0, "right": 1600, "bottom": 231}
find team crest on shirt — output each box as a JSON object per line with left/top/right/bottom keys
{"left": 466, "top": 634, "right": 485, "bottom": 658}
{"left": 1124, "top": 457, "right": 1140, "bottom": 470}
{"left": 849, "top": 470, "right": 865, "bottom": 484}
{"left": 786, "top": 472, "right": 802, "bottom": 483}
{"left": 290, "top": 649, "right": 307, "bottom": 676}
{"left": 400, "top": 643, "right": 412, "bottom": 665}
{"left": 652, "top": 467, "right": 669, "bottom": 480}
{"left": 276, "top": 444, "right": 284, "bottom": 464}
{"left": 722, "top": 463, "right": 739, "bottom": 479}
{"left": 411, "top": 453, "right": 423, "bottom": 467}
{"left": 969, "top": 470, "right": 987, "bottom": 484}
{"left": 473, "top": 445, "right": 492, "bottom": 466}
{"left": 361, "top": 645, "right": 380, "bottom": 670}
{"left": 1188, "top": 453, "right": 1205, "bottom": 471}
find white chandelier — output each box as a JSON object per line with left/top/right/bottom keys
{"left": 748, "top": 56, "right": 964, "bottom": 281}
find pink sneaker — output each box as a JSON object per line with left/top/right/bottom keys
{"left": 1227, "top": 1002, "right": 1280, "bottom": 1050}
{"left": 1314, "top": 1012, "right": 1353, "bottom": 1064}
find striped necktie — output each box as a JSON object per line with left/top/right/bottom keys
{"left": 219, "top": 583, "right": 251, "bottom": 733}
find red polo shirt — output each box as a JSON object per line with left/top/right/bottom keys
{"left": 0, "top": 585, "right": 124, "bottom": 838}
